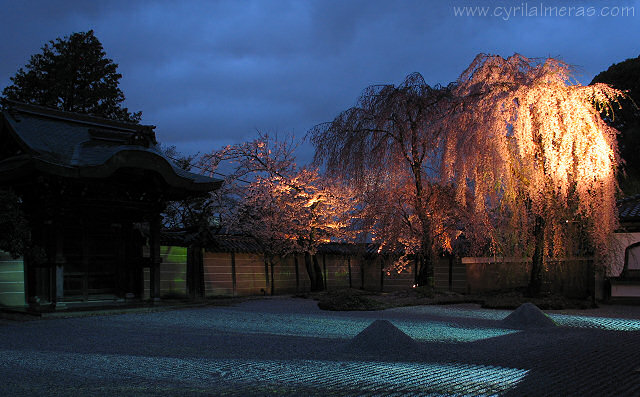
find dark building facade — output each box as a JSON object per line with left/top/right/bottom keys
{"left": 0, "top": 102, "right": 221, "bottom": 309}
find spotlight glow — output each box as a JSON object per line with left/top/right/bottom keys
{"left": 156, "top": 309, "right": 517, "bottom": 342}
{"left": 0, "top": 349, "right": 529, "bottom": 396}
{"left": 390, "top": 305, "right": 640, "bottom": 332}
{"left": 549, "top": 314, "right": 640, "bottom": 331}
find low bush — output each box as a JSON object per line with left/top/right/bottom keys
{"left": 481, "top": 290, "right": 595, "bottom": 310}
{"left": 317, "top": 289, "right": 387, "bottom": 311}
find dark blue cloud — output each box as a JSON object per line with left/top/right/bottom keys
{"left": 1, "top": 0, "right": 638, "bottom": 163}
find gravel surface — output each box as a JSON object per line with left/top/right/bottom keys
{"left": 1, "top": 297, "right": 640, "bottom": 396}
{"left": 501, "top": 303, "right": 558, "bottom": 329}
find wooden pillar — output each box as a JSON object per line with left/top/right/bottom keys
{"left": 149, "top": 217, "right": 161, "bottom": 302}
{"left": 81, "top": 220, "right": 89, "bottom": 302}
{"left": 112, "top": 223, "right": 125, "bottom": 298}
{"left": 132, "top": 224, "right": 144, "bottom": 299}
{"left": 37, "top": 221, "right": 55, "bottom": 306}
{"left": 53, "top": 221, "right": 65, "bottom": 306}
{"left": 49, "top": 263, "right": 56, "bottom": 306}
{"left": 187, "top": 246, "right": 204, "bottom": 300}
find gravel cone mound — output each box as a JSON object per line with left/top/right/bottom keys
{"left": 501, "top": 303, "right": 557, "bottom": 329}
{"left": 345, "top": 320, "right": 419, "bottom": 355}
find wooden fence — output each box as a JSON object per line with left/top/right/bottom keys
{"left": 462, "top": 256, "right": 594, "bottom": 297}
{"left": 144, "top": 246, "right": 188, "bottom": 299}
{"left": 0, "top": 248, "right": 599, "bottom": 307}
{"left": 0, "top": 251, "right": 24, "bottom": 307}
{"left": 205, "top": 252, "right": 372, "bottom": 297}
{"left": 143, "top": 247, "right": 595, "bottom": 299}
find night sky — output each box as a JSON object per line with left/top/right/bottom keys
{"left": 1, "top": 0, "right": 638, "bottom": 163}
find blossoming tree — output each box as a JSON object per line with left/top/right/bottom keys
{"left": 311, "top": 54, "right": 622, "bottom": 295}
{"left": 310, "top": 73, "right": 459, "bottom": 287}
{"left": 444, "top": 54, "right": 623, "bottom": 295}
{"left": 202, "top": 132, "right": 355, "bottom": 292}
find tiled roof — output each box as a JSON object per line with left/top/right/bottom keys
{"left": 0, "top": 102, "right": 221, "bottom": 192}
{"left": 210, "top": 234, "right": 264, "bottom": 254}
{"left": 619, "top": 195, "right": 640, "bottom": 222}
{"left": 161, "top": 231, "right": 400, "bottom": 257}
{"left": 317, "top": 242, "right": 399, "bottom": 256}
{"left": 163, "top": 230, "right": 372, "bottom": 255}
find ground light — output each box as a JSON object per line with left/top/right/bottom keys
{"left": 0, "top": 349, "right": 529, "bottom": 396}
{"left": 162, "top": 308, "right": 519, "bottom": 343}
{"left": 389, "top": 305, "right": 640, "bottom": 331}
{"left": 549, "top": 314, "right": 640, "bottom": 331}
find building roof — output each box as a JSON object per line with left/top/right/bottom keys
{"left": 0, "top": 102, "right": 221, "bottom": 195}
{"left": 167, "top": 232, "right": 396, "bottom": 257}
{"left": 210, "top": 234, "right": 265, "bottom": 254}
{"left": 619, "top": 195, "right": 640, "bottom": 231}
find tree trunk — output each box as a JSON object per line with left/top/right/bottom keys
{"left": 528, "top": 215, "right": 546, "bottom": 297}
{"left": 410, "top": 162, "right": 434, "bottom": 288}
{"left": 416, "top": 251, "right": 435, "bottom": 287}
{"left": 304, "top": 252, "right": 325, "bottom": 292}
{"left": 416, "top": 230, "right": 435, "bottom": 287}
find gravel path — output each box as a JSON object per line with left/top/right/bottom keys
{"left": 1, "top": 298, "right": 639, "bottom": 396}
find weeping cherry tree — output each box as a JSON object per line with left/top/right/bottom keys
{"left": 310, "top": 74, "right": 459, "bottom": 287}
{"left": 443, "top": 54, "right": 623, "bottom": 296}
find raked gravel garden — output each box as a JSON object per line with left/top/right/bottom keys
{"left": 1, "top": 295, "right": 640, "bottom": 396}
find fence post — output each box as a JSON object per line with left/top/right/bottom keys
{"left": 231, "top": 252, "right": 237, "bottom": 296}
{"left": 379, "top": 256, "right": 384, "bottom": 292}
{"left": 348, "top": 256, "right": 352, "bottom": 288}
{"left": 294, "top": 255, "right": 300, "bottom": 292}
{"left": 270, "top": 260, "right": 275, "bottom": 296}
{"left": 264, "top": 257, "right": 270, "bottom": 295}
{"left": 360, "top": 258, "right": 365, "bottom": 289}
{"left": 323, "top": 254, "right": 327, "bottom": 291}
{"left": 187, "top": 246, "right": 205, "bottom": 300}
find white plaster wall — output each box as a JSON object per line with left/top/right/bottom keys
{"left": 609, "top": 233, "right": 640, "bottom": 276}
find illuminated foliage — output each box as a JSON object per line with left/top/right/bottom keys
{"left": 202, "top": 132, "right": 355, "bottom": 291}
{"left": 443, "top": 54, "right": 622, "bottom": 294}
{"left": 310, "top": 73, "right": 459, "bottom": 286}
{"left": 311, "top": 54, "right": 622, "bottom": 295}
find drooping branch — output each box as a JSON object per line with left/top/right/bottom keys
{"left": 309, "top": 74, "right": 459, "bottom": 286}
{"left": 201, "top": 132, "right": 357, "bottom": 291}
{"left": 442, "top": 53, "right": 624, "bottom": 294}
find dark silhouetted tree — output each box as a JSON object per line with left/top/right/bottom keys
{"left": 591, "top": 55, "right": 640, "bottom": 194}
{"left": 161, "top": 146, "right": 220, "bottom": 236}
{"left": 2, "top": 30, "right": 141, "bottom": 122}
